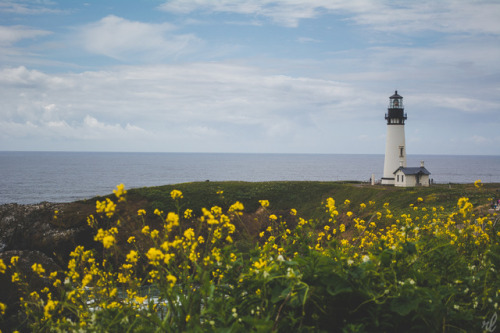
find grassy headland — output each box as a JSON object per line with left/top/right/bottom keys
{"left": 120, "top": 181, "right": 499, "bottom": 219}
{"left": 1, "top": 181, "right": 499, "bottom": 332}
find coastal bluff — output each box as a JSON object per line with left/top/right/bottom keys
{"left": 1, "top": 181, "right": 498, "bottom": 331}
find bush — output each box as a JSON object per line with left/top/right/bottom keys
{"left": 2, "top": 184, "right": 499, "bottom": 332}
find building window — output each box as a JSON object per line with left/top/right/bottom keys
{"left": 401, "top": 175, "right": 404, "bottom": 182}
{"left": 399, "top": 146, "right": 404, "bottom": 158}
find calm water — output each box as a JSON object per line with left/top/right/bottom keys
{"left": 0, "top": 152, "right": 499, "bottom": 204}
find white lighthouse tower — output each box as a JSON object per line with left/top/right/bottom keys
{"left": 382, "top": 91, "right": 407, "bottom": 185}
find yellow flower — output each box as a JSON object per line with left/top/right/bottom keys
{"left": 102, "top": 235, "right": 115, "bottom": 248}
{"left": 10, "top": 256, "right": 19, "bottom": 266}
{"left": 142, "top": 225, "right": 150, "bottom": 235}
{"left": 259, "top": 200, "right": 270, "bottom": 208}
{"left": 184, "top": 228, "right": 195, "bottom": 240}
{"left": 170, "top": 189, "right": 183, "bottom": 200}
{"left": 186, "top": 314, "right": 191, "bottom": 323}
{"left": 290, "top": 208, "right": 297, "bottom": 216}
{"left": 167, "top": 274, "right": 177, "bottom": 288}
{"left": 253, "top": 259, "right": 267, "bottom": 269}
{"left": 96, "top": 198, "right": 117, "bottom": 217}
{"left": 229, "top": 201, "right": 244, "bottom": 215}
{"left": 127, "top": 236, "right": 136, "bottom": 244}
{"left": 151, "top": 229, "right": 159, "bottom": 239}
{"left": 360, "top": 203, "right": 366, "bottom": 209}
{"left": 82, "top": 274, "right": 93, "bottom": 287}
{"left": 417, "top": 197, "right": 424, "bottom": 202}
{"left": 269, "top": 214, "right": 278, "bottom": 221}
{"left": 135, "top": 295, "right": 147, "bottom": 304}
{"left": 146, "top": 247, "right": 164, "bottom": 265}
{"left": 137, "top": 209, "right": 146, "bottom": 216}
{"left": 30, "top": 291, "right": 40, "bottom": 300}
{"left": 11, "top": 272, "right": 20, "bottom": 283}
{"left": 0, "top": 258, "right": 6, "bottom": 274}
{"left": 344, "top": 199, "right": 351, "bottom": 206}
{"left": 32, "top": 263, "right": 45, "bottom": 276}
{"left": 474, "top": 179, "right": 483, "bottom": 188}
{"left": 43, "top": 299, "right": 57, "bottom": 319}
{"left": 126, "top": 250, "right": 139, "bottom": 263}
{"left": 0, "top": 302, "right": 6, "bottom": 315}
{"left": 184, "top": 208, "right": 193, "bottom": 219}
{"left": 113, "top": 183, "right": 127, "bottom": 199}
{"left": 166, "top": 212, "right": 180, "bottom": 226}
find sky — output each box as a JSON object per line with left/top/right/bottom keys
{"left": 1, "top": 0, "right": 499, "bottom": 155}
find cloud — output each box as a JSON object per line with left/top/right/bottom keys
{"left": 77, "top": 15, "right": 202, "bottom": 61}
{"left": 158, "top": 0, "right": 334, "bottom": 27}
{"left": 297, "top": 37, "right": 321, "bottom": 43}
{"left": 0, "top": 64, "right": 365, "bottom": 151}
{"left": 468, "top": 135, "right": 490, "bottom": 145}
{"left": 0, "top": 0, "right": 63, "bottom": 15}
{"left": 0, "top": 25, "right": 51, "bottom": 45}
{"left": 159, "top": 0, "right": 500, "bottom": 34}
{"left": 353, "top": 1, "right": 500, "bottom": 34}
{"left": 0, "top": 115, "right": 148, "bottom": 142}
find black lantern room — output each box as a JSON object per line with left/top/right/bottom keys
{"left": 385, "top": 90, "right": 407, "bottom": 125}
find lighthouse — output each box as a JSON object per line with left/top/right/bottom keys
{"left": 381, "top": 91, "right": 407, "bottom": 185}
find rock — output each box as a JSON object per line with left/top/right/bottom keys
{"left": 0, "top": 202, "right": 94, "bottom": 265}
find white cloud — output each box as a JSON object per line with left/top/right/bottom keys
{"left": 0, "top": 64, "right": 365, "bottom": 151}
{"left": 0, "top": 0, "right": 62, "bottom": 15}
{"left": 158, "top": 0, "right": 340, "bottom": 27}
{"left": 0, "top": 25, "right": 51, "bottom": 45}
{"left": 159, "top": 0, "right": 500, "bottom": 34}
{"left": 469, "top": 135, "right": 490, "bottom": 144}
{"left": 297, "top": 37, "right": 320, "bottom": 43}
{"left": 77, "top": 15, "right": 202, "bottom": 61}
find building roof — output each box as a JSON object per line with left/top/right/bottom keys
{"left": 394, "top": 167, "right": 431, "bottom": 176}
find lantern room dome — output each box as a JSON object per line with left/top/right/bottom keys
{"left": 390, "top": 90, "right": 402, "bottom": 99}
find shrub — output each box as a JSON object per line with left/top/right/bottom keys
{"left": 2, "top": 184, "right": 499, "bottom": 332}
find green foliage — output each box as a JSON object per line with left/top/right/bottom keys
{"left": 2, "top": 182, "right": 499, "bottom": 332}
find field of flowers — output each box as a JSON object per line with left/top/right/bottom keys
{"left": 1, "top": 181, "right": 499, "bottom": 332}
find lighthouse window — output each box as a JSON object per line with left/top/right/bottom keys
{"left": 399, "top": 146, "right": 404, "bottom": 158}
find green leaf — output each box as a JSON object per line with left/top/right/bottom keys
{"left": 390, "top": 295, "right": 419, "bottom": 316}
{"left": 325, "top": 274, "right": 352, "bottom": 296}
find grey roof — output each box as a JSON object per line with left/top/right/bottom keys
{"left": 393, "top": 167, "right": 431, "bottom": 175}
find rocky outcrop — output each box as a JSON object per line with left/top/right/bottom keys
{"left": 0, "top": 202, "right": 96, "bottom": 265}
{"left": 0, "top": 202, "right": 97, "bottom": 331}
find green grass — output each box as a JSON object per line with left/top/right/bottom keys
{"left": 122, "top": 181, "right": 499, "bottom": 218}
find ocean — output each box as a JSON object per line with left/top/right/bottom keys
{"left": 0, "top": 152, "right": 499, "bottom": 205}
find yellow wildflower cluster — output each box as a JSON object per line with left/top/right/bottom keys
{"left": 94, "top": 227, "right": 118, "bottom": 249}
{"left": 170, "top": 189, "right": 183, "bottom": 200}
{"left": 96, "top": 198, "right": 117, "bottom": 218}
{"left": 7, "top": 184, "right": 499, "bottom": 332}
{"left": 113, "top": 183, "right": 127, "bottom": 201}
